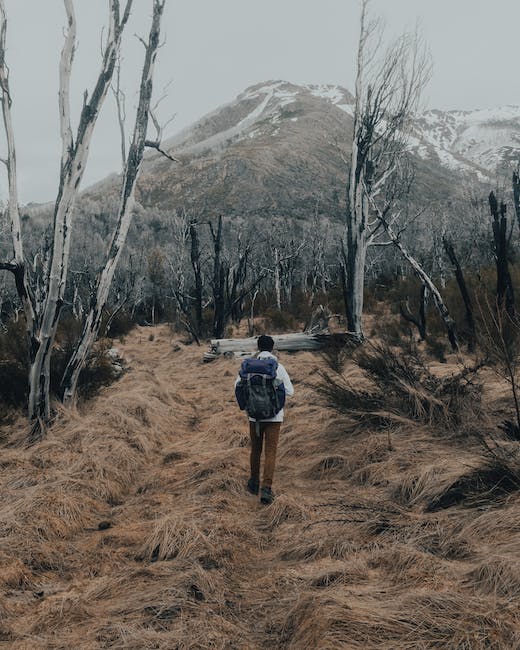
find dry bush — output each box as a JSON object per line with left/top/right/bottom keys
{"left": 318, "top": 341, "right": 482, "bottom": 432}
{"left": 392, "top": 465, "right": 455, "bottom": 508}
{"left": 424, "top": 458, "right": 520, "bottom": 512}
{"left": 319, "top": 336, "right": 359, "bottom": 373}
{"left": 3, "top": 484, "right": 101, "bottom": 539}
{"left": 307, "top": 436, "right": 390, "bottom": 482}
{"left": 278, "top": 591, "right": 409, "bottom": 650}
{"left": 306, "top": 453, "right": 351, "bottom": 480}
{"left": 0, "top": 596, "right": 13, "bottom": 643}
{"left": 461, "top": 503, "right": 520, "bottom": 544}
{"left": 278, "top": 522, "right": 359, "bottom": 562}
{"left": 303, "top": 558, "right": 370, "bottom": 588}
{"left": 400, "top": 520, "right": 473, "bottom": 561}
{"left": 398, "top": 591, "right": 520, "bottom": 649}
{"left": 194, "top": 474, "right": 245, "bottom": 497}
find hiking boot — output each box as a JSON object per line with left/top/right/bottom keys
{"left": 246, "top": 478, "right": 259, "bottom": 495}
{"left": 260, "top": 486, "right": 274, "bottom": 505}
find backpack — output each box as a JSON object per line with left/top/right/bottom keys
{"left": 235, "top": 357, "right": 286, "bottom": 420}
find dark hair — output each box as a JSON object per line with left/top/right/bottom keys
{"left": 257, "top": 335, "right": 275, "bottom": 352}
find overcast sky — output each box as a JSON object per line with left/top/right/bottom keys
{"left": 1, "top": 0, "right": 520, "bottom": 203}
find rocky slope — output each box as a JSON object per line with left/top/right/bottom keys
{"left": 85, "top": 81, "right": 466, "bottom": 224}
{"left": 124, "top": 80, "right": 520, "bottom": 221}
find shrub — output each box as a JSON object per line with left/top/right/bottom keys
{"left": 104, "top": 309, "right": 136, "bottom": 338}
{"left": 0, "top": 319, "right": 28, "bottom": 408}
{"left": 318, "top": 341, "right": 482, "bottom": 431}
{"left": 263, "top": 307, "right": 300, "bottom": 333}
{"left": 0, "top": 313, "right": 121, "bottom": 409}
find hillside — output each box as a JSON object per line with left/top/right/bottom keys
{"left": 85, "top": 80, "right": 497, "bottom": 224}
{"left": 1, "top": 325, "right": 520, "bottom": 648}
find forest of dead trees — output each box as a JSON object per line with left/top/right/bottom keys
{"left": 1, "top": 0, "right": 520, "bottom": 440}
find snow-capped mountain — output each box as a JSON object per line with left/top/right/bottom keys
{"left": 411, "top": 106, "right": 520, "bottom": 178}
{"left": 156, "top": 80, "right": 520, "bottom": 181}
{"left": 86, "top": 81, "right": 520, "bottom": 222}
{"left": 159, "top": 80, "right": 354, "bottom": 158}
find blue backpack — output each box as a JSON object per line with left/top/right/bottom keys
{"left": 235, "top": 357, "right": 286, "bottom": 420}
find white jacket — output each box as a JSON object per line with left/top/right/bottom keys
{"left": 235, "top": 351, "right": 294, "bottom": 422}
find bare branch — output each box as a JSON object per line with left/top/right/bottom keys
{"left": 144, "top": 138, "right": 179, "bottom": 162}
{"left": 111, "top": 52, "right": 127, "bottom": 166}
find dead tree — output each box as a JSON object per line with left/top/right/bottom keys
{"left": 271, "top": 234, "right": 305, "bottom": 311}
{"left": 399, "top": 285, "right": 428, "bottom": 341}
{"left": 344, "top": 0, "right": 430, "bottom": 337}
{"left": 61, "top": 0, "right": 167, "bottom": 406}
{"left": 210, "top": 215, "right": 226, "bottom": 339}
{"left": 209, "top": 216, "right": 266, "bottom": 339}
{"left": 369, "top": 197, "right": 458, "bottom": 350}
{"left": 513, "top": 170, "right": 520, "bottom": 235}
{"left": 168, "top": 214, "right": 203, "bottom": 342}
{"left": 0, "top": 0, "right": 134, "bottom": 436}
{"left": 190, "top": 220, "right": 204, "bottom": 337}
{"left": 443, "top": 236, "right": 476, "bottom": 352}
{"left": 489, "top": 191, "right": 515, "bottom": 321}
{"left": 227, "top": 236, "right": 250, "bottom": 324}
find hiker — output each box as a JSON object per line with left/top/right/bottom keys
{"left": 235, "top": 335, "right": 294, "bottom": 505}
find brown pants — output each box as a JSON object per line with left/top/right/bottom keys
{"left": 249, "top": 421, "right": 281, "bottom": 489}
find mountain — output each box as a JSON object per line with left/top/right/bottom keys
{"left": 85, "top": 80, "right": 520, "bottom": 225}
{"left": 410, "top": 105, "right": 520, "bottom": 179}
{"left": 134, "top": 81, "right": 355, "bottom": 222}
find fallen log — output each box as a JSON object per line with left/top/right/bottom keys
{"left": 203, "top": 332, "right": 360, "bottom": 361}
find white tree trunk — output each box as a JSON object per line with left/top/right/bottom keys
{"left": 0, "top": 1, "right": 37, "bottom": 362}
{"left": 274, "top": 248, "right": 282, "bottom": 310}
{"left": 207, "top": 332, "right": 357, "bottom": 358}
{"left": 373, "top": 204, "right": 458, "bottom": 350}
{"left": 62, "top": 0, "right": 166, "bottom": 406}
{"left": 345, "top": 1, "right": 368, "bottom": 337}
{"left": 26, "top": 0, "right": 133, "bottom": 434}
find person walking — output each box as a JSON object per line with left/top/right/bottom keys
{"left": 235, "top": 335, "right": 294, "bottom": 505}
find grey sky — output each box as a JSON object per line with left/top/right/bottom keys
{"left": 2, "top": 0, "right": 520, "bottom": 203}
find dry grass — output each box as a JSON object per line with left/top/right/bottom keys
{"left": 1, "top": 324, "right": 520, "bottom": 648}
{"left": 140, "top": 514, "right": 212, "bottom": 562}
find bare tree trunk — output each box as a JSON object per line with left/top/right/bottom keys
{"left": 190, "top": 221, "right": 203, "bottom": 337}
{"left": 274, "top": 247, "right": 282, "bottom": 310}
{"left": 61, "top": 0, "right": 165, "bottom": 406}
{"left": 28, "top": 0, "right": 133, "bottom": 433}
{"left": 0, "top": 4, "right": 41, "bottom": 419}
{"left": 343, "top": 1, "right": 430, "bottom": 338}
{"left": 0, "top": 1, "right": 134, "bottom": 436}
{"left": 399, "top": 285, "right": 427, "bottom": 340}
{"left": 376, "top": 209, "right": 458, "bottom": 350}
{"left": 513, "top": 170, "right": 520, "bottom": 235}
{"left": 345, "top": 217, "right": 367, "bottom": 335}
{"left": 210, "top": 215, "right": 227, "bottom": 339}
{"left": 248, "top": 288, "right": 259, "bottom": 336}
{"left": 443, "top": 237, "right": 475, "bottom": 353}
{"left": 489, "top": 191, "right": 515, "bottom": 320}
{"left": 345, "top": 2, "right": 367, "bottom": 336}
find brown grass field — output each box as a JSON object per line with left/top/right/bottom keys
{"left": 1, "top": 325, "right": 520, "bottom": 649}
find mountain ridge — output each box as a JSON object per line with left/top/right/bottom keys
{"left": 25, "top": 80, "right": 520, "bottom": 218}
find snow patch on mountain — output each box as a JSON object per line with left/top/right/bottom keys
{"left": 158, "top": 80, "right": 520, "bottom": 181}
{"left": 413, "top": 105, "right": 520, "bottom": 175}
